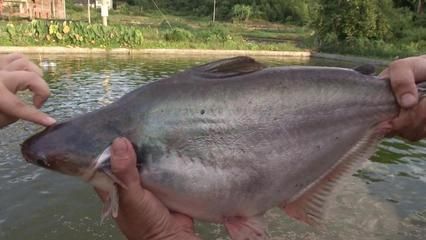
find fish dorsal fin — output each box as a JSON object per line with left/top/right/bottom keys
{"left": 194, "top": 56, "right": 266, "bottom": 78}
{"left": 353, "top": 64, "right": 376, "bottom": 75}
{"left": 282, "top": 124, "right": 388, "bottom": 226}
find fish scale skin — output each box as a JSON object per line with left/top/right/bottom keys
{"left": 131, "top": 67, "right": 398, "bottom": 222}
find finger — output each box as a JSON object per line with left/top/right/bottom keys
{"left": 391, "top": 99, "right": 426, "bottom": 141}
{"left": 0, "top": 114, "right": 18, "bottom": 128}
{"left": 110, "top": 137, "right": 140, "bottom": 189}
{"left": 0, "top": 53, "right": 26, "bottom": 67}
{"left": 109, "top": 138, "right": 172, "bottom": 222}
{"left": 2, "top": 71, "right": 50, "bottom": 108}
{"left": 389, "top": 61, "right": 418, "bottom": 108}
{"left": 0, "top": 86, "right": 55, "bottom": 126}
{"left": 412, "top": 57, "right": 426, "bottom": 83}
{"left": 171, "top": 212, "right": 195, "bottom": 227}
{"left": 4, "top": 57, "right": 43, "bottom": 77}
{"left": 378, "top": 68, "right": 389, "bottom": 78}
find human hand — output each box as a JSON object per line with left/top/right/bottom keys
{"left": 0, "top": 53, "right": 55, "bottom": 128}
{"left": 95, "top": 138, "right": 200, "bottom": 240}
{"left": 380, "top": 55, "right": 426, "bottom": 141}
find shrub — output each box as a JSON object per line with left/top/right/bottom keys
{"left": 232, "top": 4, "right": 252, "bottom": 22}
{"left": 5, "top": 20, "right": 144, "bottom": 48}
{"left": 164, "top": 28, "right": 193, "bottom": 41}
{"left": 311, "top": 0, "right": 392, "bottom": 41}
{"left": 196, "top": 23, "right": 232, "bottom": 43}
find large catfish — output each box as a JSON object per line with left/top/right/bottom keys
{"left": 21, "top": 57, "right": 425, "bottom": 240}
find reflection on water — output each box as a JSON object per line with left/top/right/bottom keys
{"left": 0, "top": 54, "right": 424, "bottom": 240}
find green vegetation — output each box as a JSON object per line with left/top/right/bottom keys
{"left": 1, "top": 0, "right": 425, "bottom": 59}
{"left": 309, "top": 0, "right": 426, "bottom": 58}
{"left": 0, "top": 19, "right": 303, "bottom": 51}
{"left": 150, "top": 0, "right": 313, "bottom": 25}
{"left": 2, "top": 20, "right": 143, "bottom": 48}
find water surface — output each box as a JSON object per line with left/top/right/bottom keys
{"left": 0, "top": 54, "right": 425, "bottom": 240}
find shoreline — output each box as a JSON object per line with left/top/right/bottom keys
{"left": 0, "top": 46, "right": 389, "bottom": 65}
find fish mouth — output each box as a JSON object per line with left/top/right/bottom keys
{"left": 22, "top": 139, "right": 87, "bottom": 176}
{"left": 20, "top": 124, "right": 58, "bottom": 166}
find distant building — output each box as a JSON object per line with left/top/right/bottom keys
{"left": 74, "top": 0, "right": 113, "bottom": 9}
{"left": 0, "top": 0, "right": 66, "bottom": 19}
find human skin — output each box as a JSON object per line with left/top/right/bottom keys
{"left": 0, "top": 53, "right": 55, "bottom": 128}
{"left": 380, "top": 55, "right": 426, "bottom": 141}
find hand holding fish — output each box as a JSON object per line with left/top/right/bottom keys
{"left": 381, "top": 55, "right": 426, "bottom": 141}
{"left": 95, "top": 138, "right": 200, "bottom": 240}
{"left": 0, "top": 53, "right": 55, "bottom": 128}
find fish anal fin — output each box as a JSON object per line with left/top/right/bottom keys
{"left": 283, "top": 127, "right": 385, "bottom": 226}
{"left": 224, "top": 215, "right": 269, "bottom": 240}
{"left": 195, "top": 56, "right": 266, "bottom": 78}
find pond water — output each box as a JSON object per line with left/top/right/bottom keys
{"left": 0, "top": 54, "right": 425, "bottom": 240}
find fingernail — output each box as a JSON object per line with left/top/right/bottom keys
{"left": 112, "top": 138, "right": 128, "bottom": 157}
{"left": 44, "top": 116, "right": 56, "bottom": 125}
{"left": 400, "top": 93, "right": 417, "bottom": 108}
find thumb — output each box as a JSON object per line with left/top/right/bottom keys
{"left": 388, "top": 61, "right": 418, "bottom": 108}
{"left": 110, "top": 137, "right": 141, "bottom": 190}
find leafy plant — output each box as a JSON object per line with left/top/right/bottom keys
{"left": 232, "top": 4, "right": 252, "bottom": 22}
{"left": 4, "top": 20, "right": 144, "bottom": 48}
{"left": 164, "top": 28, "right": 193, "bottom": 41}
{"left": 312, "top": 0, "right": 392, "bottom": 42}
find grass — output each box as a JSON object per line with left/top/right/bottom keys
{"left": 65, "top": 5, "right": 309, "bottom": 48}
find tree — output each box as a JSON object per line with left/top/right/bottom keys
{"left": 418, "top": 0, "right": 424, "bottom": 14}
{"left": 393, "top": 0, "right": 417, "bottom": 10}
{"left": 312, "top": 0, "right": 391, "bottom": 42}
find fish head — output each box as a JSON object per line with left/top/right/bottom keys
{"left": 21, "top": 121, "right": 107, "bottom": 178}
{"left": 22, "top": 119, "right": 127, "bottom": 220}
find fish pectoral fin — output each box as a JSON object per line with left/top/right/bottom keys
{"left": 94, "top": 145, "right": 128, "bottom": 189}
{"left": 194, "top": 56, "right": 266, "bottom": 78}
{"left": 103, "top": 169, "right": 128, "bottom": 190}
{"left": 282, "top": 127, "right": 384, "bottom": 226}
{"left": 101, "top": 184, "right": 119, "bottom": 223}
{"left": 224, "top": 215, "right": 269, "bottom": 240}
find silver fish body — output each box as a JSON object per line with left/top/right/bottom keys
{"left": 136, "top": 65, "right": 397, "bottom": 222}
{"left": 22, "top": 57, "right": 419, "bottom": 238}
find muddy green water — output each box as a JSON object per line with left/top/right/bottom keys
{"left": 0, "top": 55, "right": 425, "bottom": 240}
